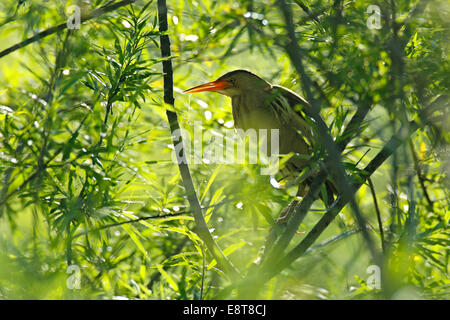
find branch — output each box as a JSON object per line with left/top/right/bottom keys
{"left": 368, "top": 177, "right": 386, "bottom": 253}
{"left": 0, "top": 0, "right": 137, "bottom": 59}
{"left": 157, "top": 0, "right": 239, "bottom": 279}
{"left": 148, "top": 236, "right": 189, "bottom": 289}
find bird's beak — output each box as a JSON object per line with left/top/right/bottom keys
{"left": 184, "top": 80, "right": 230, "bottom": 94}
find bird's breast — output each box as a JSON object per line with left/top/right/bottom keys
{"left": 232, "top": 94, "right": 281, "bottom": 131}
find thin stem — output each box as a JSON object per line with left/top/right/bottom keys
{"left": 148, "top": 237, "right": 189, "bottom": 289}
{"left": 408, "top": 139, "right": 433, "bottom": 209}
{"left": 269, "top": 121, "right": 419, "bottom": 280}
{"left": 368, "top": 177, "right": 386, "bottom": 253}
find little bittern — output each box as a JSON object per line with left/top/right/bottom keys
{"left": 185, "top": 69, "right": 336, "bottom": 206}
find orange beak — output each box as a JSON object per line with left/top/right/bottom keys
{"left": 184, "top": 80, "right": 230, "bottom": 94}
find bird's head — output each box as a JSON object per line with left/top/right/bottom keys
{"left": 184, "top": 69, "right": 271, "bottom": 97}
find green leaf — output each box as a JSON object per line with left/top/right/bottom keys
{"left": 208, "top": 240, "right": 246, "bottom": 269}
{"left": 156, "top": 265, "right": 179, "bottom": 293}
{"left": 121, "top": 223, "right": 149, "bottom": 260}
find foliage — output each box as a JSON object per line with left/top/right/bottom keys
{"left": 0, "top": 0, "right": 448, "bottom": 299}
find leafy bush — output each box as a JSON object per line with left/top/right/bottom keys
{"left": 0, "top": 0, "right": 448, "bottom": 299}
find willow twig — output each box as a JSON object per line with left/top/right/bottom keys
{"left": 368, "top": 177, "right": 386, "bottom": 253}
{"left": 74, "top": 200, "right": 229, "bottom": 236}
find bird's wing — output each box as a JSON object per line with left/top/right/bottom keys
{"left": 269, "top": 85, "right": 314, "bottom": 145}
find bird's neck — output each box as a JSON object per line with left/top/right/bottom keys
{"left": 231, "top": 94, "right": 246, "bottom": 129}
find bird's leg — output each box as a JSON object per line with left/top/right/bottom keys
{"left": 260, "top": 184, "right": 306, "bottom": 262}
{"left": 275, "top": 183, "right": 307, "bottom": 225}
{"left": 275, "top": 199, "right": 298, "bottom": 224}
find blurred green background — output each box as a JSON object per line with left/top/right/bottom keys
{"left": 0, "top": 0, "right": 448, "bottom": 299}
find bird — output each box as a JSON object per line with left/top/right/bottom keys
{"left": 184, "top": 69, "right": 336, "bottom": 213}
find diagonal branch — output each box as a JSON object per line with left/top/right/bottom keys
{"left": 157, "top": 0, "right": 239, "bottom": 279}
{"left": 223, "top": 120, "right": 421, "bottom": 297}
{"left": 0, "top": 0, "right": 137, "bottom": 59}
